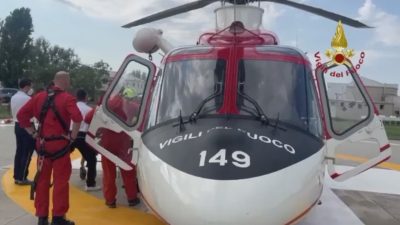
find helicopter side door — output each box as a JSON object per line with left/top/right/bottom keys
{"left": 85, "top": 55, "right": 156, "bottom": 170}
{"left": 316, "top": 59, "right": 391, "bottom": 182}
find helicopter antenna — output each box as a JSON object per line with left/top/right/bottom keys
{"left": 178, "top": 110, "right": 186, "bottom": 133}
{"left": 234, "top": 0, "right": 237, "bottom": 23}
{"left": 274, "top": 113, "right": 280, "bottom": 130}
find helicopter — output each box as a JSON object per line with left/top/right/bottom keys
{"left": 85, "top": 0, "right": 392, "bottom": 224}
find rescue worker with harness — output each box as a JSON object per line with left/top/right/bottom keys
{"left": 100, "top": 87, "right": 140, "bottom": 208}
{"left": 85, "top": 87, "right": 140, "bottom": 208}
{"left": 17, "top": 71, "right": 82, "bottom": 225}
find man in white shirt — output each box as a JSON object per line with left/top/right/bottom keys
{"left": 10, "top": 78, "right": 35, "bottom": 185}
{"left": 70, "top": 89, "right": 100, "bottom": 191}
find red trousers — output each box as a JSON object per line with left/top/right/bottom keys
{"left": 35, "top": 153, "right": 71, "bottom": 217}
{"left": 101, "top": 155, "right": 138, "bottom": 204}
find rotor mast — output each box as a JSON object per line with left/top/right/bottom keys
{"left": 215, "top": 5, "right": 264, "bottom": 31}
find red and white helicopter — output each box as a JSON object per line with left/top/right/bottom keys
{"left": 86, "top": 0, "right": 392, "bottom": 224}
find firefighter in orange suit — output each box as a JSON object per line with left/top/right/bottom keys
{"left": 85, "top": 87, "right": 140, "bottom": 208}
{"left": 17, "top": 71, "right": 82, "bottom": 225}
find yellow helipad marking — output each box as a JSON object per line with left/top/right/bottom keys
{"left": 336, "top": 153, "right": 400, "bottom": 171}
{"left": 6, "top": 150, "right": 398, "bottom": 225}
{"left": 2, "top": 150, "right": 164, "bottom": 225}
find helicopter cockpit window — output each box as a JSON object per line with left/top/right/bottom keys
{"left": 237, "top": 59, "right": 321, "bottom": 135}
{"left": 157, "top": 59, "right": 226, "bottom": 124}
{"left": 321, "top": 65, "right": 370, "bottom": 135}
{"left": 106, "top": 60, "right": 150, "bottom": 127}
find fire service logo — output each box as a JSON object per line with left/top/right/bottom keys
{"left": 314, "top": 20, "right": 366, "bottom": 78}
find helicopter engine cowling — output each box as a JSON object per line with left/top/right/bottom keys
{"left": 133, "top": 27, "right": 173, "bottom": 54}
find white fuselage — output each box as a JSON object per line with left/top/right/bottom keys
{"left": 137, "top": 144, "right": 325, "bottom": 225}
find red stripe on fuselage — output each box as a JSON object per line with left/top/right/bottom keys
{"left": 163, "top": 46, "right": 311, "bottom": 115}
{"left": 140, "top": 193, "right": 170, "bottom": 225}
{"left": 242, "top": 49, "right": 309, "bottom": 65}
{"left": 314, "top": 67, "right": 331, "bottom": 140}
{"left": 219, "top": 46, "right": 239, "bottom": 114}
{"left": 364, "top": 156, "right": 391, "bottom": 173}
{"left": 380, "top": 144, "right": 390, "bottom": 152}
{"left": 165, "top": 48, "right": 230, "bottom": 63}
{"left": 285, "top": 188, "right": 323, "bottom": 225}
{"left": 87, "top": 131, "right": 95, "bottom": 139}
{"left": 330, "top": 172, "right": 340, "bottom": 179}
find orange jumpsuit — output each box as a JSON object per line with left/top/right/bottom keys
{"left": 17, "top": 87, "right": 82, "bottom": 217}
{"left": 86, "top": 96, "right": 139, "bottom": 204}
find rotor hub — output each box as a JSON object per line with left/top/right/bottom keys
{"left": 225, "top": 0, "right": 252, "bottom": 4}
{"left": 215, "top": 5, "right": 264, "bottom": 31}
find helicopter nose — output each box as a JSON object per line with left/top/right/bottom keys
{"left": 138, "top": 118, "right": 325, "bottom": 224}
{"left": 138, "top": 144, "right": 325, "bottom": 225}
{"left": 138, "top": 118, "right": 324, "bottom": 225}
{"left": 141, "top": 117, "right": 324, "bottom": 181}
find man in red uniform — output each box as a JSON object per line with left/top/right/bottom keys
{"left": 17, "top": 71, "right": 82, "bottom": 225}
{"left": 85, "top": 87, "right": 140, "bottom": 208}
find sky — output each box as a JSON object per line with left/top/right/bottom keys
{"left": 1, "top": 0, "right": 399, "bottom": 85}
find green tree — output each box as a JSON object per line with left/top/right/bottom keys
{"left": 28, "top": 37, "right": 111, "bottom": 100}
{"left": 29, "top": 37, "right": 81, "bottom": 88}
{"left": 71, "top": 61, "right": 111, "bottom": 101}
{"left": 0, "top": 8, "right": 33, "bottom": 87}
{"left": 28, "top": 38, "right": 52, "bottom": 88}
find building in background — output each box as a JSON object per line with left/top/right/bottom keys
{"left": 361, "top": 77, "right": 399, "bottom": 117}
{"left": 101, "top": 70, "right": 146, "bottom": 96}
{"left": 328, "top": 77, "right": 400, "bottom": 118}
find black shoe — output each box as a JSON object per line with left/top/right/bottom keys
{"left": 38, "top": 217, "right": 49, "bottom": 225}
{"left": 15, "top": 179, "right": 33, "bottom": 186}
{"left": 128, "top": 198, "right": 140, "bottom": 207}
{"left": 79, "top": 166, "right": 86, "bottom": 180}
{"left": 106, "top": 201, "right": 116, "bottom": 208}
{"left": 51, "top": 217, "right": 75, "bottom": 225}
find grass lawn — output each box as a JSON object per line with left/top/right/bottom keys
{"left": 0, "top": 104, "right": 11, "bottom": 119}
{"left": 384, "top": 124, "right": 400, "bottom": 140}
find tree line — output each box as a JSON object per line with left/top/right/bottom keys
{"left": 0, "top": 7, "right": 111, "bottom": 101}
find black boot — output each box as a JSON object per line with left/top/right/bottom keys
{"left": 51, "top": 216, "right": 75, "bottom": 225}
{"left": 128, "top": 198, "right": 140, "bottom": 207}
{"left": 38, "top": 217, "right": 49, "bottom": 225}
{"left": 79, "top": 166, "right": 87, "bottom": 180}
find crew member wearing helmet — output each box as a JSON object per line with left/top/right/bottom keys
{"left": 121, "top": 86, "right": 140, "bottom": 124}
{"left": 96, "top": 86, "right": 140, "bottom": 208}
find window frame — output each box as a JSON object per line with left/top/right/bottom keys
{"left": 155, "top": 58, "right": 227, "bottom": 125}
{"left": 236, "top": 58, "right": 315, "bottom": 133}
{"left": 316, "top": 60, "right": 374, "bottom": 139}
{"left": 102, "top": 54, "right": 156, "bottom": 131}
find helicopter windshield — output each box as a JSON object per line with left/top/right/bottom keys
{"left": 237, "top": 59, "right": 322, "bottom": 137}
{"left": 157, "top": 59, "right": 226, "bottom": 123}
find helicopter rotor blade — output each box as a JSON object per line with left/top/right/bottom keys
{"left": 123, "top": 0, "right": 371, "bottom": 28}
{"left": 261, "top": 0, "right": 371, "bottom": 28}
{"left": 122, "top": 0, "right": 219, "bottom": 28}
